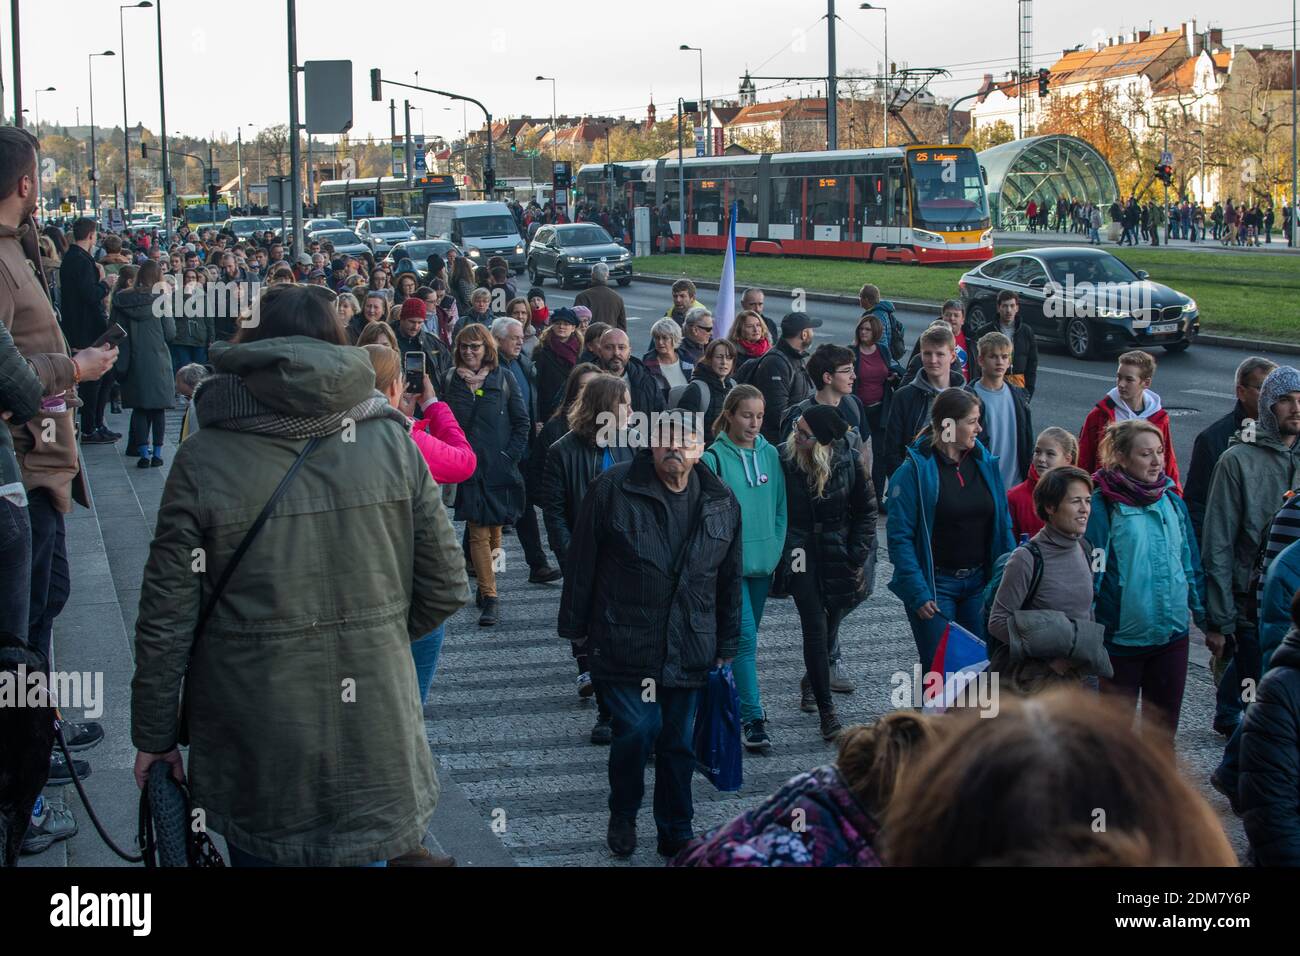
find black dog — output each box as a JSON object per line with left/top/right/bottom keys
{"left": 0, "top": 631, "right": 54, "bottom": 865}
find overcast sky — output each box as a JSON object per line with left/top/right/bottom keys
{"left": 8, "top": 0, "right": 1292, "bottom": 144}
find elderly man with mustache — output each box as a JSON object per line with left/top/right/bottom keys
{"left": 558, "top": 415, "right": 742, "bottom": 860}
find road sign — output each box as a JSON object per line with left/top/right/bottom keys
{"left": 1160, "top": 150, "right": 1173, "bottom": 165}
{"left": 205, "top": 167, "right": 221, "bottom": 187}
{"left": 694, "top": 127, "right": 705, "bottom": 157}
{"left": 414, "top": 134, "right": 426, "bottom": 175}
{"left": 304, "top": 60, "right": 354, "bottom": 135}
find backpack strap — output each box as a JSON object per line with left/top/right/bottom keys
{"left": 1021, "top": 541, "right": 1045, "bottom": 609}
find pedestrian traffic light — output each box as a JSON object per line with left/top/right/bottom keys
{"left": 1154, "top": 162, "right": 1173, "bottom": 185}
{"left": 510, "top": 135, "right": 517, "bottom": 153}
{"left": 370, "top": 68, "right": 382, "bottom": 102}
{"left": 1037, "top": 68, "right": 1049, "bottom": 97}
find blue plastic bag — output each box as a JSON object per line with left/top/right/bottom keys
{"left": 693, "top": 665, "right": 743, "bottom": 792}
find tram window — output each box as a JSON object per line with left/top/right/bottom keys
{"left": 732, "top": 177, "right": 758, "bottom": 222}
{"left": 768, "top": 177, "right": 800, "bottom": 227}
{"left": 809, "top": 177, "right": 848, "bottom": 228}
{"left": 691, "top": 181, "right": 722, "bottom": 230}
{"left": 857, "top": 175, "right": 886, "bottom": 228}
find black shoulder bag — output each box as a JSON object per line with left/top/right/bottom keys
{"left": 177, "top": 436, "right": 321, "bottom": 746}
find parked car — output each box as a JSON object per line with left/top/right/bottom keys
{"left": 959, "top": 247, "right": 1199, "bottom": 359}
{"left": 222, "top": 216, "right": 275, "bottom": 240}
{"left": 307, "top": 228, "right": 371, "bottom": 257}
{"left": 304, "top": 218, "right": 346, "bottom": 235}
{"left": 355, "top": 217, "right": 416, "bottom": 255}
{"left": 384, "top": 239, "right": 457, "bottom": 277}
{"left": 425, "top": 201, "right": 526, "bottom": 273}
{"left": 527, "top": 223, "right": 633, "bottom": 289}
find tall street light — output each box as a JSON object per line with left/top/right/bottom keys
{"left": 679, "top": 45, "right": 706, "bottom": 155}
{"left": 860, "top": 4, "right": 888, "bottom": 147}
{"left": 120, "top": 2, "right": 153, "bottom": 214}
{"left": 33, "top": 86, "right": 55, "bottom": 132}
{"left": 1291, "top": 0, "right": 1296, "bottom": 247}
{"left": 535, "top": 75, "right": 557, "bottom": 145}
{"left": 88, "top": 50, "right": 116, "bottom": 218}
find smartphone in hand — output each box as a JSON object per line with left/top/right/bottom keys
{"left": 90, "top": 323, "right": 128, "bottom": 349}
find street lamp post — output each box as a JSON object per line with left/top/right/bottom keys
{"left": 88, "top": 50, "right": 116, "bottom": 219}
{"left": 154, "top": 0, "right": 172, "bottom": 240}
{"left": 33, "top": 86, "right": 54, "bottom": 132}
{"left": 1291, "top": 0, "right": 1297, "bottom": 247}
{"left": 861, "top": 4, "right": 888, "bottom": 147}
{"left": 679, "top": 46, "right": 706, "bottom": 155}
{"left": 120, "top": 2, "right": 152, "bottom": 214}
{"left": 536, "top": 76, "right": 557, "bottom": 148}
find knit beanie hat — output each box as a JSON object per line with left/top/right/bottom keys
{"left": 399, "top": 297, "right": 427, "bottom": 321}
{"left": 1258, "top": 366, "right": 1300, "bottom": 436}
{"left": 801, "top": 403, "right": 849, "bottom": 445}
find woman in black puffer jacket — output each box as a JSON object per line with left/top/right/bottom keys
{"left": 773, "top": 404, "right": 876, "bottom": 743}
{"left": 679, "top": 339, "right": 736, "bottom": 445}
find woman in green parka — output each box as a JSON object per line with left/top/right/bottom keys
{"left": 130, "top": 285, "right": 469, "bottom": 866}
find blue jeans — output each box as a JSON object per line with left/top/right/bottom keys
{"left": 169, "top": 344, "right": 208, "bottom": 375}
{"left": 602, "top": 681, "right": 700, "bottom": 842}
{"left": 735, "top": 577, "right": 769, "bottom": 723}
{"left": 0, "top": 499, "right": 32, "bottom": 640}
{"left": 907, "top": 567, "right": 988, "bottom": 670}
{"left": 410, "top": 625, "right": 446, "bottom": 705}
{"left": 227, "top": 844, "right": 387, "bottom": 867}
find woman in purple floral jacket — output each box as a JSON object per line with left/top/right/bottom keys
{"left": 670, "top": 713, "right": 949, "bottom": 867}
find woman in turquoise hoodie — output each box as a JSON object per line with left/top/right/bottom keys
{"left": 1085, "top": 418, "right": 1205, "bottom": 743}
{"left": 703, "top": 384, "right": 786, "bottom": 753}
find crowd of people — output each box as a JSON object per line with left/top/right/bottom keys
{"left": 5, "top": 122, "right": 1300, "bottom": 868}
{"left": 1020, "top": 194, "right": 1292, "bottom": 248}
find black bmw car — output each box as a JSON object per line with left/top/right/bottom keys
{"left": 527, "top": 223, "right": 632, "bottom": 289}
{"left": 959, "top": 247, "right": 1199, "bottom": 359}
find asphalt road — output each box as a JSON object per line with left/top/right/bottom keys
{"left": 542, "top": 279, "right": 1293, "bottom": 469}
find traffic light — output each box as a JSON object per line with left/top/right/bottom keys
{"left": 1154, "top": 163, "right": 1173, "bottom": 185}
{"left": 208, "top": 184, "right": 218, "bottom": 206}
{"left": 1037, "top": 68, "right": 1050, "bottom": 98}
{"left": 510, "top": 135, "right": 517, "bottom": 154}
{"left": 484, "top": 169, "right": 496, "bottom": 194}
{"left": 369, "top": 68, "right": 382, "bottom": 102}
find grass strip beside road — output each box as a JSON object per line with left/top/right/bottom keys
{"left": 633, "top": 246, "right": 1299, "bottom": 341}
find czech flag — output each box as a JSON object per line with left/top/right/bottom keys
{"left": 925, "top": 620, "right": 989, "bottom": 712}
{"left": 713, "top": 200, "right": 738, "bottom": 341}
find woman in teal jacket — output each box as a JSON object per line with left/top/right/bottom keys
{"left": 1085, "top": 418, "right": 1205, "bottom": 742}
{"left": 1261, "top": 539, "right": 1300, "bottom": 673}
{"left": 886, "top": 388, "right": 1014, "bottom": 669}
{"left": 703, "top": 384, "right": 786, "bottom": 753}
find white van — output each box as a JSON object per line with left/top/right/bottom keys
{"left": 425, "top": 201, "right": 526, "bottom": 273}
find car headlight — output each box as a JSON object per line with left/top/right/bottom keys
{"left": 515, "top": 244, "right": 525, "bottom": 255}
{"left": 913, "top": 229, "right": 945, "bottom": 244}
{"left": 619, "top": 251, "right": 630, "bottom": 260}
{"left": 467, "top": 248, "right": 481, "bottom": 258}
{"left": 1182, "top": 298, "right": 1197, "bottom": 313}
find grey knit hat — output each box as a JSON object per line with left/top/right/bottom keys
{"left": 1257, "top": 365, "right": 1300, "bottom": 436}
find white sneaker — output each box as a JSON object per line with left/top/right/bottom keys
{"left": 577, "top": 672, "right": 595, "bottom": 699}
{"left": 829, "top": 660, "right": 855, "bottom": 694}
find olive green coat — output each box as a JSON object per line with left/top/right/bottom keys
{"left": 130, "top": 336, "right": 469, "bottom": 865}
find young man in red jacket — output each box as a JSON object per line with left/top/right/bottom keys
{"left": 1078, "top": 350, "right": 1181, "bottom": 492}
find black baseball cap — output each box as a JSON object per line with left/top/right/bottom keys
{"left": 781, "top": 311, "right": 823, "bottom": 336}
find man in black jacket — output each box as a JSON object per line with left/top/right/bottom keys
{"left": 1185, "top": 356, "right": 1277, "bottom": 540}
{"left": 595, "top": 328, "right": 663, "bottom": 417}
{"left": 559, "top": 424, "right": 741, "bottom": 859}
{"left": 994, "top": 290, "right": 1037, "bottom": 399}
{"left": 391, "top": 297, "right": 452, "bottom": 387}
{"left": 59, "top": 218, "right": 117, "bottom": 443}
{"left": 754, "top": 312, "right": 819, "bottom": 444}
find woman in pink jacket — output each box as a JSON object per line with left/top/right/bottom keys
{"left": 365, "top": 344, "right": 476, "bottom": 702}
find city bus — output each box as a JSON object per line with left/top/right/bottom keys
{"left": 316, "top": 174, "right": 460, "bottom": 223}
{"left": 575, "top": 146, "right": 993, "bottom": 265}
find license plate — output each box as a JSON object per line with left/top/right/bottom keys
{"left": 1150, "top": 322, "right": 1178, "bottom": 334}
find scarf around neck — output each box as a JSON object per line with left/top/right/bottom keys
{"left": 1093, "top": 467, "right": 1167, "bottom": 508}
{"left": 456, "top": 365, "right": 490, "bottom": 392}
{"left": 548, "top": 330, "right": 581, "bottom": 366}
{"left": 195, "top": 373, "right": 403, "bottom": 438}
{"left": 738, "top": 337, "right": 771, "bottom": 359}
